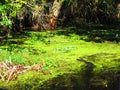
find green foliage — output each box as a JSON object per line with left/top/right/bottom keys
{"left": 0, "top": 29, "right": 120, "bottom": 89}
{"left": 0, "top": 0, "right": 26, "bottom": 35}
{"left": 0, "top": 14, "right": 12, "bottom": 31}
{"left": 62, "top": 0, "right": 72, "bottom": 3}
{"left": 7, "top": 0, "right": 26, "bottom": 17}
{"left": 0, "top": 5, "right": 12, "bottom": 27}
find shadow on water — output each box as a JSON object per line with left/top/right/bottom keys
{"left": 0, "top": 24, "right": 119, "bottom": 47}
{"left": 0, "top": 32, "right": 30, "bottom": 46}
{"left": 0, "top": 30, "right": 119, "bottom": 90}
{"left": 39, "top": 54, "right": 120, "bottom": 90}
{"left": 0, "top": 54, "right": 118, "bottom": 90}
{"left": 0, "top": 31, "right": 50, "bottom": 48}
{"left": 56, "top": 25, "right": 120, "bottom": 43}
{"left": 3, "top": 31, "right": 55, "bottom": 44}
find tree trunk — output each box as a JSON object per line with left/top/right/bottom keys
{"left": 50, "top": 0, "right": 62, "bottom": 18}
{"left": 48, "top": 0, "right": 63, "bottom": 30}
{"left": 12, "top": 0, "right": 63, "bottom": 31}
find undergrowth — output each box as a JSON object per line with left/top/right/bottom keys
{"left": 0, "top": 29, "right": 120, "bottom": 90}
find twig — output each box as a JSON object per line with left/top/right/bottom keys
{"left": 7, "top": 66, "right": 17, "bottom": 82}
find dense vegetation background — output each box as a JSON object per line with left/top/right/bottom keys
{"left": 0, "top": 0, "right": 120, "bottom": 90}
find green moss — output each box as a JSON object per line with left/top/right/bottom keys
{"left": 0, "top": 30, "right": 120, "bottom": 90}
